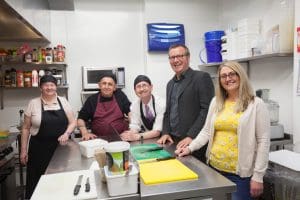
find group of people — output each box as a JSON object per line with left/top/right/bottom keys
{"left": 20, "top": 44, "right": 270, "bottom": 200}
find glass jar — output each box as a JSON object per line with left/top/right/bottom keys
{"left": 57, "top": 45, "right": 64, "bottom": 62}
{"left": 24, "top": 71, "right": 32, "bottom": 87}
{"left": 4, "top": 70, "right": 11, "bottom": 87}
{"left": 45, "top": 47, "right": 53, "bottom": 64}
{"left": 32, "top": 48, "right": 38, "bottom": 62}
{"left": 17, "top": 70, "right": 24, "bottom": 87}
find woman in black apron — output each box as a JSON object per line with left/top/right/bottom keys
{"left": 20, "top": 75, "right": 76, "bottom": 199}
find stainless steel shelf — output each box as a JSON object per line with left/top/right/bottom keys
{"left": 198, "top": 52, "right": 293, "bottom": 68}
{"left": 0, "top": 62, "right": 67, "bottom": 67}
{"left": 0, "top": 62, "right": 68, "bottom": 109}
{"left": 1, "top": 85, "right": 69, "bottom": 89}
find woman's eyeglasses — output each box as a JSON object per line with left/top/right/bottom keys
{"left": 219, "top": 72, "right": 238, "bottom": 80}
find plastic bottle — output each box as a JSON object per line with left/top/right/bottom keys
{"left": 16, "top": 70, "right": 24, "bottom": 87}
{"left": 32, "top": 69, "right": 38, "bottom": 87}
{"left": 38, "top": 69, "right": 45, "bottom": 85}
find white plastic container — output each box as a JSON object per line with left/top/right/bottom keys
{"left": 78, "top": 139, "right": 108, "bottom": 158}
{"left": 104, "top": 164, "right": 138, "bottom": 196}
{"left": 104, "top": 141, "right": 130, "bottom": 173}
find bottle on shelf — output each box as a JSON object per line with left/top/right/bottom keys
{"left": 32, "top": 69, "right": 38, "bottom": 87}
{"left": 32, "top": 48, "right": 38, "bottom": 62}
{"left": 53, "top": 47, "right": 58, "bottom": 63}
{"left": 17, "top": 70, "right": 24, "bottom": 87}
{"left": 45, "top": 47, "right": 53, "bottom": 64}
{"left": 38, "top": 69, "right": 45, "bottom": 85}
{"left": 24, "top": 71, "right": 32, "bottom": 87}
{"left": 4, "top": 70, "right": 11, "bottom": 87}
{"left": 24, "top": 52, "right": 32, "bottom": 63}
{"left": 10, "top": 68, "right": 17, "bottom": 87}
{"left": 38, "top": 47, "right": 43, "bottom": 63}
{"left": 57, "top": 45, "right": 64, "bottom": 62}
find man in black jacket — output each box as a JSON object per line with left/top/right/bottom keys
{"left": 157, "top": 44, "right": 214, "bottom": 162}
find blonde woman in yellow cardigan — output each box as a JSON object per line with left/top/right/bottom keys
{"left": 175, "top": 61, "right": 270, "bottom": 200}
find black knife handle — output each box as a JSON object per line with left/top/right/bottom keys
{"left": 73, "top": 185, "right": 81, "bottom": 195}
{"left": 85, "top": 182, "right": 90, "bottom": 192}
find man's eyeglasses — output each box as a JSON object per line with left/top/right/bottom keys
{"left": 135, "top": 83, "right": 150, "bottom": 90}
{"left": 168, "top": 54, "right": 188, "bottom": 61}
{"left": 220, "top": 72, "right": 238, "bottom": 80}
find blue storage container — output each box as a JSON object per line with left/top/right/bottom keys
{"left": 147, "top": 23, "right": 185, "bottom": 51}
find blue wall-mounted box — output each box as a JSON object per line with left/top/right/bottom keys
{"left": 147, "top": 23, "right": 185, "bottom": 51}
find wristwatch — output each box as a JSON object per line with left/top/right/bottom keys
{"left": 140, "top": 133, "right": 144, "bottom": 143}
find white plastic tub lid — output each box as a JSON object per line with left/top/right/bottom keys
{"left": 104, "top": 141, "right": 130, "bottom": 152}
{"left": 79, "top": 138, "right": 108, "bottom": 147}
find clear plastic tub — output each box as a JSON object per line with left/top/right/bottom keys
{"left": 104, "top": 164, "right": 138, "bottom": 196}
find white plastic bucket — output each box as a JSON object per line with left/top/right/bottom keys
{"left": 104, "top": 141, "right": 130, "bottom": 174}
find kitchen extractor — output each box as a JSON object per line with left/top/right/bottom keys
{"left": 0, "top": 0, "right": 49, "bottom": 42}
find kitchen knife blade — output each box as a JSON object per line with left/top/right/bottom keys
{"left": 73, "top": 175, "right": 83, "bottom": 196}
{"left": 138, "top": 156, "right": 176, "bottom": 164}
{"left": 156, "top": 156, "right": 176, "bottom": 161}
{"left": 85, "top": 177, "right": 90, "bottom": 192}
{"left": 140, "top": 146, "right": 164, "bottom": 153}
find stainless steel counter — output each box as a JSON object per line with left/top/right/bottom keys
{"left": 131, "top": 140, "right": 236, "bottom": 200}
{"left": 45, "top": 137, "right": 139, "bottom": 200}
{"left": 46, "top": 137, "right": 236, "bottom": 200}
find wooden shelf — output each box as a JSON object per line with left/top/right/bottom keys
{"left": 198, "top": 52, "right": 293, "bottom": 68}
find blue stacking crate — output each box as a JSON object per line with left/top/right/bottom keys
{"left": 147, "top": 23, "right": 185, "bottom": 51}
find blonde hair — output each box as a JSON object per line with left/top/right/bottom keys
{"left": 215, "top": 61, "right": 254, "bottom": 113}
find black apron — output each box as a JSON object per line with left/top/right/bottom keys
{"left": 140, "top": 95, "right": 156, "bottom": 131}
{"left": 25, "top": 98, "right": 68, "bottom": 199}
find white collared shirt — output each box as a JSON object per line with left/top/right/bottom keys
{"left": 129, "top": 95, "right": 166, "bottom": 132}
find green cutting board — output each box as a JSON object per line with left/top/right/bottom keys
{"left": 130, "top": 143, "right": 171, "bottom": 161}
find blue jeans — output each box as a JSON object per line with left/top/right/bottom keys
{"left": 220, "top": 171, "right": 253, "bottom": 200}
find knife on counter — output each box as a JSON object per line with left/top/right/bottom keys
{"left": 138, "top": 156, "right": 176, "bottom": 164}
{"left": 73, "top": 175, "right": 83, "bottom": 196}
{"left": 85, "top": 177, "right": 90, "bottom": 192}
{"left": 140, "top": 146, "right": 164, "bottom": 153}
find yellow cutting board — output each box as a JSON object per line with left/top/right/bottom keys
{"left": 139, "top": 159, "right": 198, "bottom": 185}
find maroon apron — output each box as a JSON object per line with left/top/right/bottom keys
{"left": 91, "top": 94, "right": 128, "bottom": 137}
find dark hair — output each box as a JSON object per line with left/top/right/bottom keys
{"left": 40, "top": 75, "right": 57, "bottom": 86}
{"left": 134, "top": 75, "right": 152, "bottom": 88}
{"left": 168, "top": 44, "right": 190, "bottom": 56}
{"left": 99, "top": 72, "right": 117, "bottom": 83}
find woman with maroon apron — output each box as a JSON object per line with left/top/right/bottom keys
{"left": 78, "top": 73, "right": 131, "bottom": 141}
{"left": 20, "top": 75, "right": 76, "bottom": 199}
